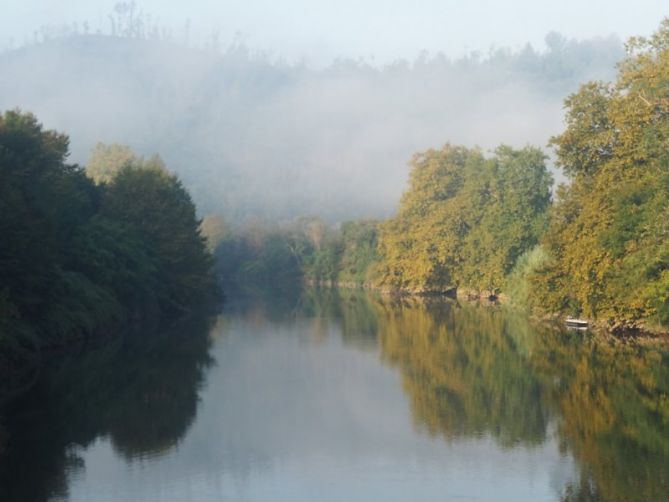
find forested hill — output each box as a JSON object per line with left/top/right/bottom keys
{"left": 0, "top": 32, "right": 622, "bottom": 221}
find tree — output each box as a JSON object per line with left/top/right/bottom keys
{"left": 102, "top": 162, "right": 213, "bottom": 313}
{"left": 0, "top": 111, "right": 216, "bottom": 355}
{"left": 531, "top": 20, "right": 669, "bottom": 327}
{"left": 375, "top": 144, "right": 551, "bottom": 294}
{"left": 375, "top": 145, "right": 472, "bottom": 293}
{"left": 86, "top": 142, "right": 137, "bottom": 184}
{"left": 0, "top": 110, "right": 100, "bottom": 341}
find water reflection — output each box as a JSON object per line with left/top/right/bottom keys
{"left": 374, "top": 297, "right": 551, "bottom": 447}
{"left": 0, "top": 313, "right": 216, "bottom": 502}
{"left": 0, "top": 290, "right": 667, "bottom": 501}
{"left": 324, "top": 292, "right": 669, "bottom": 502}
{"left": 298, "top": 288, "right": 380, "bottom": 349}
{"left": 533, "top": 332, "right": 669, "bottom": 501}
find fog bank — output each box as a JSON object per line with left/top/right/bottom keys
{"left": 0, "top": 32, "right": 622, "bottom": 220}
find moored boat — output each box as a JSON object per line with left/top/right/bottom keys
{"left": 565, "top": 316, "right": 589, "bottom": 329}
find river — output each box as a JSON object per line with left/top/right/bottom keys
{"left": 1, "top": 288, "right": 667, "bottom": 501}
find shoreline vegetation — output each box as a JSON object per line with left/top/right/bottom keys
{"left": 0, "top": 111, "right": 220, "bottom": 398}
{"left": 214, "top": 20, "right": 669, "bottom": 339}
{"left": 304, "top": 280, "right": 669, "bottom": 342}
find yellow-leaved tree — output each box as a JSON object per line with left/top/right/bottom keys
{"left": 531, "top": 20, "right": 669, "bottom": 327}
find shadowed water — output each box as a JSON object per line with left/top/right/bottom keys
{"left": 1, "top": 289, "right": 667, "bottom": 501}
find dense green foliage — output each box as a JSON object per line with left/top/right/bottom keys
{"left": 214, "top": 221, "right": 302, "bottom": 289}
{"left": 301, "top": 219, "right": 379, "bottom": 285}
{"left": 0, "top": 111, "right": 215, "bottom": 359}
{"left": 335, "top": 221, "right": 379, "bottom": 284}
{"left": 214, "top": 218, "right": 379, "bottom": 291}
{"left": 375, "top": 145, "right": 552, "bottom": 294}
{"left": 503, "top": 245, "right": 550, "bottom": 310}
{"left": 529, "top": 21, "right": 669, "bottom": 327}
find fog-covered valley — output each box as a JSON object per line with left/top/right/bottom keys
{"left": 0, "top": 29, "right": 622, "bottom": 221}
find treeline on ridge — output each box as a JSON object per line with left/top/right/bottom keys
{"left": 215, "top": 20, "right": 669, "bottom": 331}
{"left": 0, "top": 111, "right": 217, "bottom": 368}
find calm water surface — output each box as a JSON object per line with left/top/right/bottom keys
{"left": 1, "top": 289, "right": 667, "bottom": 501}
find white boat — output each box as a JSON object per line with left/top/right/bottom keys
{"left": 565, "top": 316, "right": 589, "bottom": 329}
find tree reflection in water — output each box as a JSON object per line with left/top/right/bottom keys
{"left": 0, "top": 313, "right": 216, "bottom": 502}
{"left": 376, "top": 297, "right": 550, "bottom": 447}
{"left": 1, "top": 291, "right": 667, "bottom": 502}
{"left": 534, "top": 331, "right": 669, "bottom": 502}
{"left": 311, "top": 291, "right": 669, "bottom": 502}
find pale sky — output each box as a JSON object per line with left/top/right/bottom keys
{"left": 2, "top": 0, "right": 667, "bottom": 63}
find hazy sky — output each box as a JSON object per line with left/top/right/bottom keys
{"left": 2, "top": 0, "right": 667, "bottom": 63}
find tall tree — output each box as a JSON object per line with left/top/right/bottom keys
{"left": 375, "top": 144, "right": 551, "bottom": 294}
{"left": 101, "top": 162, "right": 213, "bottom": 313}
{"left": 0, "top": 111, "right": 216, "bottom": 353}
{"left": 531, "top": 20, "right": 669, "bottom": 326}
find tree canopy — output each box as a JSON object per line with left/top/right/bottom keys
{"left": 530, "top": 20, "right": 669, "bottom": 327}
{"left": 375, "top": 144, "right": 552, "bottom": 294}
{"left": 0, "top": 111, "right": 216, "bottom": 362}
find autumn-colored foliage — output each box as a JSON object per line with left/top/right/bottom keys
{"left": 530, "top": 20, "right": 669, "bottom": 327}
{"left": 375, "top": 145, "right": 551, "bottom": 294}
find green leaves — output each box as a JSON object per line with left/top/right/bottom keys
{"left": 531, "top": 20, "right": 669, "bottom": 327}
{"left": 0, "top": 111, "right": 216, "bottom": 352}
{"left": 375, "top": 144, "right": 551, "bottom": 294}
{"left": 101, "top": 162, "right": 214, "bottom": 313}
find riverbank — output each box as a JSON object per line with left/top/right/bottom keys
{"left": 304, "top": 280, "right": 669, "bottom": 342}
